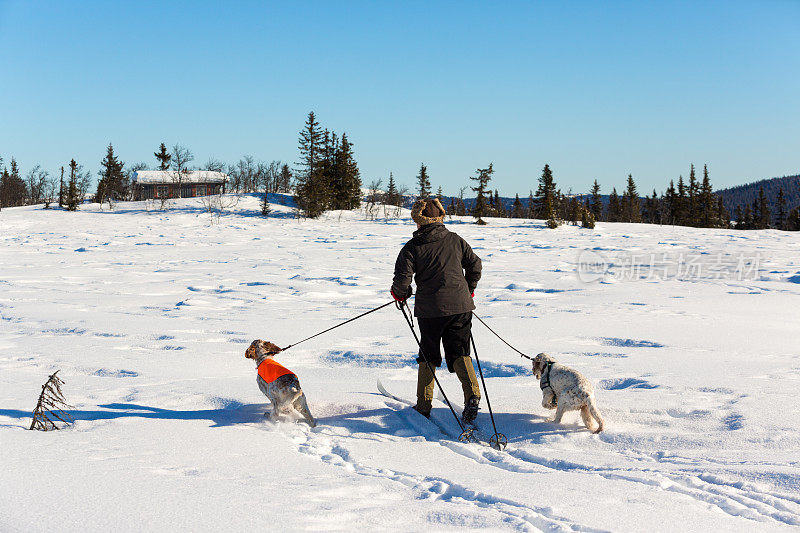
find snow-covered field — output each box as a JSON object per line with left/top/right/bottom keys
{"left": 2, "top": 194, "right": 799, "bottom": 532}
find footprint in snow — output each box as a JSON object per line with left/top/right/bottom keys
{"left": 599, "top": 377, "right": 659, "bottom": 390}
{"left": 599, "top": 337, "right": 665, "bottom": 348}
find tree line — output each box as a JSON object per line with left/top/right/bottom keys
{"left": 0, "top": 145, "right": 293, "bottom": 212}
{"left": 717, "top": 174, "right": 800, "bottom": 229}
{"left": 390, "top": 161, "right": 800, "bottom": 231}
{"left": 4, "top": 118, "right": 799, "bottom": 231}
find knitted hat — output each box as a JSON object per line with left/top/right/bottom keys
{"left": 411, "top": 197, "right": 446, "bottom": 226}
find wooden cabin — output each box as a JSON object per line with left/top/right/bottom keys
{"left": 132, "top": 170, "right": 228, "bottom": 200}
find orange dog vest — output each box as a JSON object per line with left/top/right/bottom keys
{"left": 257, "top": 359, "right": 294, "bottom": 383}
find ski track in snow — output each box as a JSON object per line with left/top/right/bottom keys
{"left": 2, "top": 195, "right": 800, "bottom": 531}
{"left": 285, "top": 421, "right": 606, "bottom": 532}
{"left": 379, "top": 392, "right": 800, "bottom": 528}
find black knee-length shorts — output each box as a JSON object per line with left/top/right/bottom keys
{"left": 416, "top": 312, "right": 472, "bottom": 373}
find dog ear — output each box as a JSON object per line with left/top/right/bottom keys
{"left": 245, "top": 340, "right": 261, "bottom": 359}
{"left": 262, "top": 341, "right": 282, "bottom": 355}
{"left": 531, "top": 354, "right": 546, "bottom": 378}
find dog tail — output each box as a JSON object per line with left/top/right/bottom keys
{"left": 290, "top": 388, "right": 303, "bottom": 404}
{"left": 588, "top": 398, "right": 604, "bottom": 433}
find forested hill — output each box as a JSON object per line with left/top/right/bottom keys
{"left": 716, "top": 174, "right": 800, "bottom": 214}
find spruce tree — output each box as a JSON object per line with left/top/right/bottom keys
{"left": 699, "top": 164, "right": 715, "bottom": 227}
{"left": 557, "top": 189, "right": 568, "bottom": 221}
{"left": 154, "top": 143, "right": 171, "bottom": 170}
{"left": 622, "top": 174, "right": 641, "bottom": 223}
{"left": 776, "top": 187, "right": 787, "bottom": 230}
{"left": 676, "top": 175, "right": 687, "bottom": 225}
{"left": 757, "top": 187, "right": 770, "bottom": 229}
{"left": 261, "top": 165, "right": 272, "bottom": 216}
{"left": 787, "top": 207, "right": 800, "bottom": 231}
{"left": 734, "top": 205, "right": 744, "bottom": 229}
{"left": 589, "top": 180, "right": 602, "bottom": 220}
{"left": 97, "top": 143, "right": 126, "bottom": 206}
{"left": 470, "top": 163, "right": 493, "bottom": 224}
{"left": 664, "top": 180, "right": 677, "bottom": 224}
{"left": 295, "top": 111, "right": 327, "bottom": 218}
{"left": 386, "top": 172, "right": 399, "bottom": 207}
{"left": 688, "top": 164, "right": 699, "bottom": 226}
{"left": 416, "top": 163, "right": 431, "bottom": 198}
{"left": 0, "top": 167, "right": 6, "bottom": 211}
{"left": 0, "top": 158, "right": 28, "bottom": 207}
{"left": 280, "top": 164, "right": 292, "bottom": 192}
{"left": 66, "top": 159, "right": 80, "bottom": 211}
{"left": 607, "top": 188, "right": 621, "bottom": 222}
{"left": 567, "top": 197, "right": 580, "bottom": 225}
{"left": 320, "top": 130, "right": 337, "bottom": 207}
{"left": 58, "top": 166, "right": 65, "bottom": 208}
{"left": 535, "top": 164, "right": 558, "bottom": 222}
{"left": 651, "top": 189, "right": 661, "bottom": 224}
{"left": 716, "top": 197, "right": 729, "bottom": 228}
{"left": 527, "top": 191, "right": 535, "bottom": 219}
{"left": 332, "top": 132, "right": 361, "bottom": 210}
{"left": 744, "top": 204, "right": 754, "bottom": 229}
{"left": 581, "top": 205, "right": 596, "bottom": 228}
{"left": 751, "top": 198, "right": 760, "bottom": 229}
{"left": 511, "top": 194, "right": 524, "bottom": 218}
{"left": 642, "top": 189, "right": 658, "bottom": 224}
{"left": 492, "top": 189, "right": 505, "bottom": 217}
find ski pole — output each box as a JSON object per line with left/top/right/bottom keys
{"left": 472, "top": 312, "right": 533, "bottom": 361}
{"left": 281, "top": 300, "right": 395, "bottom": 352}
{"left": 396, "top": 301, "right": 474, "bottom": 441}
{"left": 469, "top": 333, "right": 507, "bottom": 450}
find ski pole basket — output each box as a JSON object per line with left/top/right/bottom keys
{"left": 458, "top": 426, "right": 479, "bottom": 443}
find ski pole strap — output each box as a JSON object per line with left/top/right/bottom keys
{"left": 471, "top": 312, "right": 534, "bottom": 361}
{"left": 281, "top": 300, "right": 395, "bottom": 352}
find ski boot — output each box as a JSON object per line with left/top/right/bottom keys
{"left": 412, "top": 404, "right": 431, "bottom": 419}
{"left": 462, "top": 396, "right": 479, "bottom": 424}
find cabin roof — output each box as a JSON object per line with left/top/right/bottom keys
{"left": 132, "top": 170, "right": 228, "bottom": 184}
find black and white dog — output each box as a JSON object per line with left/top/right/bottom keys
{"left": 532, "top": 353, "right": 604, "bottom": 433}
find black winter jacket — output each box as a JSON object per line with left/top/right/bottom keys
{"left": 391, "top": 223, "right": 482, "bottom": 318}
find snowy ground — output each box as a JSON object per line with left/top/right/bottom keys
{"left": 1, "top": 194, "right": 799, "bottom": 532}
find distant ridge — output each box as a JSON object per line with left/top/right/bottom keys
{"left": 716, "top": 174, "right": 800, "bottom": 217}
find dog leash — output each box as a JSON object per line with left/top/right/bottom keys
{"left": 471, "top": 312, "right": 534, "bottom": 361}
{"left": 280, "top": 301, "right": 395, "bottom": 352}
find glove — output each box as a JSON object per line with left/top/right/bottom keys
{"left": 391, "top": 286, "right": 412, "bottom": 302}
{"left": 471, "top": 291, "right": 475, "bottom": 298}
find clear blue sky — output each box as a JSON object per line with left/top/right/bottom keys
{"left": 1, "top": 1, "right": 798, "bottom": 196}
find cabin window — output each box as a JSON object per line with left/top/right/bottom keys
{"left": 197, "top": 185, "right": 207, "bottom": 196}
{"left": 157, "top": 185, "right": 169, "bottom": 198}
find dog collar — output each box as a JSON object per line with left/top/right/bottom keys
{"left": 540, "top": 361, "right": 554, "bottom": 391}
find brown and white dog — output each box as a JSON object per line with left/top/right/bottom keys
{"left": 245, "top": 340, "right": 316, "bottom": 427}
{"left": 532, "top": 353, "right": 604, "bottom": 433}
